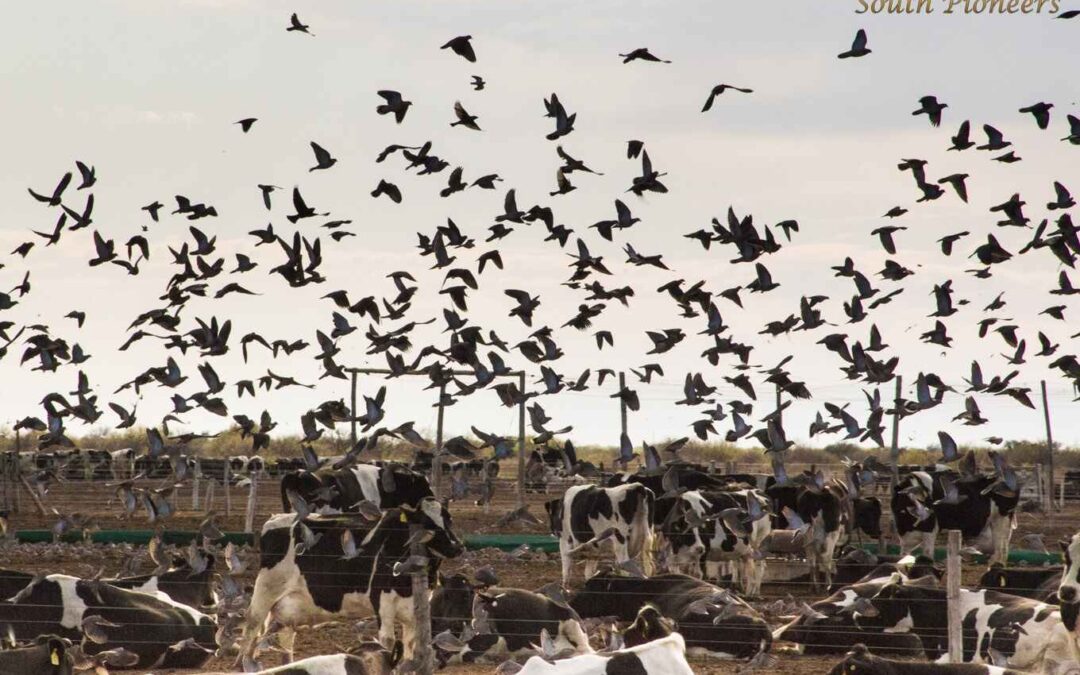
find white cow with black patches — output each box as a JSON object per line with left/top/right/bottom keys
{"left": 545, "top": 483, "right": 655, "bottom": 583}
{"left": 516, "top": 633, "right": 694, "bottom": 675}
{"left": 240, "top": 500, "right": 463, "bottom": 665}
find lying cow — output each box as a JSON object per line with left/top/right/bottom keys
{"left": 827, "top": 644, "right": 1029, "bottom": 675}
{"left": 775, "top": 574, "right": 927, "bottom": 656}
{"left": 514, "top": 633, "right": 694, "bottom": 675}
{"left": 280, "top": 463, "right": 433, "bottom": 513}
{"left": 440, "top": 587, "right": 592, "bottom": 664}
{"left": 869, "top": 578, "right": 1071, "bottom": 669}
{"left": 569, "top": 569, "right": 771, "bottom": 659}
{"left": 105, "top": 553, "right": 216, "bottom": 609}
{"left": 545, "top": 483, "right": 655, "bottom": 583}
{"left": 978, "top": 564, "right": 1062, "bottom": 602}
{"left": 250, "top": 642, "right": 395, "bottom": 674}
{"left": 0, "top": 635, "right": 73, "bottom": 675}
{"left": 240, "top": 499, "right": 463, "bottom": 664}
{"left": 0, "top": 572, "right": 217, "bottom": 669}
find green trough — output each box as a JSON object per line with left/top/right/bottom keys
{"left": 8, "top": 530, "right": 562, "bottom": 553}
{"left": 7, "top": 532, "right": 1056, "bottom": 563}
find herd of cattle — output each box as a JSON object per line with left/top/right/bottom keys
{"left": 5, "top": 448, "right": 1080, "bottom": 674}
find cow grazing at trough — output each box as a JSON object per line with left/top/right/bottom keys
{"left": 240, "top": 498, "right": 463, "bottom": 664}
{"left": 891, "top": 468, "right": 1019, "bottom": 566}
{"left": 513, "top": 633, "right": 694, "bottom": 675}
{"left": 105, "top": 552, "right": 216, "bottom": 609}
{"left": 0, "top": 572, "right": 217, "bottom": 669}
{"left": 280, "top": 463, "right": 433, "bottom": 513}
{"left": 653, "top": 488, "right": 772, "bottom": 596}
{"left": 767, "top": 478, "right": 849, "bottom": 588}
{"left": 569, "top": 569, "right": 771, "bottom": 659}
{"left": 0, "top": 635, "right": 73, "bottom": 675}
{"left": 978, "top": 564, "right": 1062, "bottom": 602}
{"left": 545, "top": 483, "right": 655, "bottom": 583}
{"left": 827, "top": 644, "right": 1029, "bottom": 675}
{"left": 868, "top": 578, "right": 1071, "bottom": 669}
{"left": 438, "top": 587, "right": 592, "bottom": 664}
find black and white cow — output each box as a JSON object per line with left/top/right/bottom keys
{"left": 441, "top": 587, "right": 592, "bottom": 664}
{"left": 0, "top": 635, "right": 73, "bottom": 675}
{"left": 868, "top": 579, "right": 1071, "bottom": 669}
{"left": 827, "top": 644, "right": 1028, "bottom": 675}
{"left": 280, "top": 463, "right": 433, "bottom": 513}
{"left": 653, "top": 489, "right": 772, "bottom": 596}
{"left": 776, "top": 575, "right": 927, "bottom": 656}
{"left": 978, "top": 564, "right": 1062, "bottom": 602}
{"left": 545, "top": 484, "right": 655, "bottom": 583}
{"left": 431, "top": 573, "right": 475, "bottom": 638}
{"left": 105, "top": 554, "right": 216, "bottom": 608}
{"left": 0, "top": 572, "right": 217, "bottom": 669}
{"left": 767, "top": 481, "right": 849, "bottom": 588}
{"left": 240, "top": 499, "right": 463, "bottom": 664}
{"left": 1055, "top": 532, "right": 1080, "bottom": 646}
{"left": 515, "top": 633, "right": 694, "bottom": 675}
{"left": 251, "top": 642, "right": 395, "bottom": 674}
{"left": 891, "top": 470, "right": 1019, "bottom": 566}
{"left": 569, "top": 570, "right": 771, "bottom": 659}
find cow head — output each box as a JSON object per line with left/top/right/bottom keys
{"left": 1058, "top": 533, "right": 1080, "bottom": 629}
{"left": 348, "top": 639, "right": 399, "bottom": 675}
{"left": 826, "top": 644, "right": 884, "bottom": 675}
{"left": 658, "top": 496, "right": 707, "bottom": 573}
{"left": 402, "top": 498, "right": 464, "bottom": 559}
{"left": 544, "top": 498, "right": 564, "bottom": 535}
{"left": 622, "top": 604, "right": 675, "bottom": 647}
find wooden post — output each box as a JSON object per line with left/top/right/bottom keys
{"left": 431, "top": 383, "right": 446, "bottom": 501}
{"left": 1061, "top": 479, "right": 1067, "bottom": 510}
{"left": 244, "top": 477, "right": 258, "bottom": 534}
{"left": 19, "top": 476, "right": 48, "bottom": 517}
{"left": 204, "top": 479, "right": 215, "bottom": 512}
{"left": 223, "top": 462, "right": 232, "bottom": 517}
{"left": 1042, "top": 381, "right": 1055, "bottom": 511}
{"left": 774, "top": 383, "right": 783, "bottom": 427}
{"left": 946, "top": 530, "right": 962, "bottom": 663}
{"left": 13, "top": 430, "right": 22, "bottom": 514}
{"left": 192, "top": 462, "right": 201, "bottom": 511}
{"left": 618, "top": 372, "right": 628, "bottom": 437}
{"left": 889, "top": 375, "right": 903, "bottom": 491}
{"left": 1035, "top": 464, "right": 1044, "bottom": 505}
{"left": 350, "top": 371, "right": 359, "bottom": 448}
{"left": 409, "top": 522, "right": 434, "bottom": 675}
{"left": 516, "top": 371, "right": 526, "bottom": 511}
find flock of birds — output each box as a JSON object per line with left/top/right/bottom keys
{"left": 0, "top": 13, "right": 1079, "bottom": 522}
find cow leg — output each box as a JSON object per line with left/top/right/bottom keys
{"left": 560, "top": 540, "right": 573, "bottom": 585}
{"left": 277, "top": 626, "right": 296, "bottom": 665}
{"left": 921, "top": 531, "right": 936, "bottom": 559}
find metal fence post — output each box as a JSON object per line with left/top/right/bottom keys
{"left": 516, "top": 370, "right": 526, "bottom": 511}
{"left": 409, "top": 521, "right": 434, "bottom": 675}
{"left": 244, "top": 477, "right": 258, "bottom": 534}
{"left": 350, "top": 370, "right": 359, "bottom": 448}
{"left": 432, "top": 383, "right": 446, "bottom": 501}
{"left": 946, "top": 530, "right": 962, "bottom": 663}
{"left": 1042, "top": 380, "right": 1055, "bottom": 511}
{"left": 618, "top": 371, "right": 628, "bottom": 437}
{"left": 889, "top": 375, "right": 902, "bottom": 490}
{"left": 223, "top": 462, "right": 232, "bottom": 517}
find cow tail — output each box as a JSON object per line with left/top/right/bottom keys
{"left": 639, "top": 488, "right": 656, "bottom": 576}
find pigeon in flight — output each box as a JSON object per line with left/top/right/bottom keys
{"left": 701, "top": 85, "right": 753, "bottom": 112}
{"left": 838, "top": 29, "right": 871, "bottom": 58}
{"left": 441, "top": 35, "right": 476, "bottom": 62}
{"left": 287, "top": 13, "right": 313, "bottom": 35}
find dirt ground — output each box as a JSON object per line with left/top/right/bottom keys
{"left": 0, "top": 477, "right": 1076, "bottom": 674}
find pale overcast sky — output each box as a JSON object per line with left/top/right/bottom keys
{"left": 0, "top": 1, "right": 1077, "bottom": 452}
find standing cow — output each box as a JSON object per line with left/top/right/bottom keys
{"left": 240, "top": 498, "right": 463, "bottom": 664}
{"left": 545, "top": 483, "right": 655, "bottom": 583}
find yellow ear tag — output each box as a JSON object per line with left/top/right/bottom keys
{"left": 51, "top": 649, "right": 60, "bottom": 666}
{"left": 400, "top": 513, "right": 408, "bottom": 523}
{"left": 848, "top": 665, "right": 856, "bottom": 673}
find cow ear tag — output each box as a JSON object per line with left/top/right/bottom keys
{"left": 1000, "top": 578, "right": 1006, "bottom": 587}
{"left": 51, "top": 649, "right": 60, "bottom": 665}
{"left": 847, "top": 666, "right": 855, "bottom": 673}
{"left": 400, "top": 513, "right": 408, "bottom": 523}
